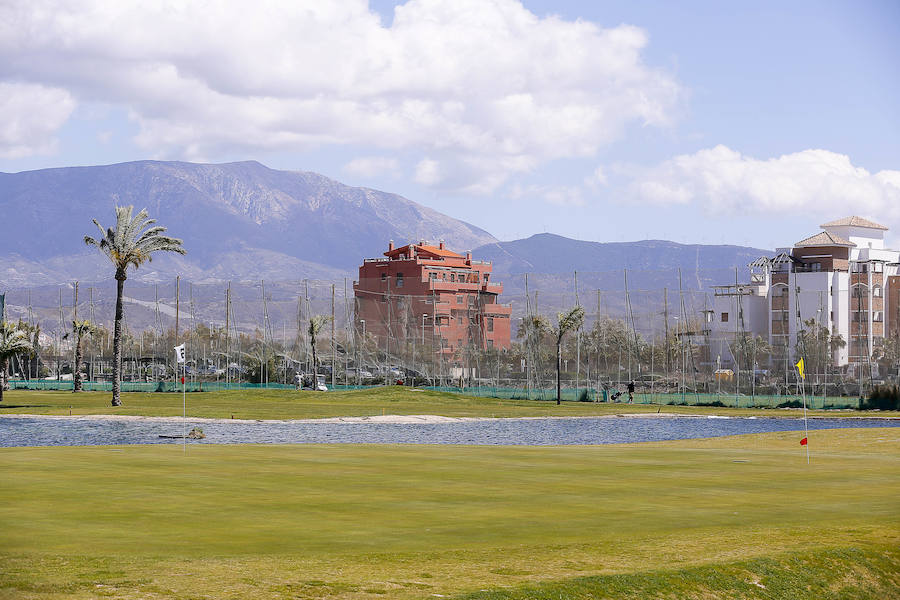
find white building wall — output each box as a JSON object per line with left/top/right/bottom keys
{"left": 831, "top": 272, "right": 850, "bottom": 365}
{"left": 824, "top": 225, "right": 884, "bottom": 250}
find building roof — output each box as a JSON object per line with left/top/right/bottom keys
{"left": 384, "top": 243, "right": 464, "bottom": 259}
{"left": 820, "top": 216, "right": 888, "bottom": 230}
{"left": 794, "top": 231, "right": 856, "bottom": 248}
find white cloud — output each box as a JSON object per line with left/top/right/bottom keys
{"left": 508, "top": 183, "right": 584, "bottom": 207}
{"left": 414, "top": 158, "right": 443, "bottom": 186}
{"left": 343, "top": 156, "right": 400, "bottom": 178}
{"left": 584, "top": 166, "right": 608, "bottom": 189}
{"left": 627, "top": 145, "right": 900, "bottom": 218}
{"left": 0, "top": 82, "right": 75, "bottom": 158}
{"left": 0, "top": 0, "right": 680, "bottom": 191}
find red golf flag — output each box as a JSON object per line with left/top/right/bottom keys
{"left": 800, "top": 437, "right": 808, "bottom": 446}
{"left": 180, "top": 376, "right": 185, "bottom": 384}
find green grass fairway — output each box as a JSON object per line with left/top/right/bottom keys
{"left": 1, "top": 428, "right": 898, "bottom": 599}
{"left": 2, "top": 387, "right": 896, "bottom": 419}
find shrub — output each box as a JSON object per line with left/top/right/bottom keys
{"left": 777, "top": 399, "right": 804, "bottom": 409}
{"left": 861, "top": 385, "right": 900, "bottom": 410}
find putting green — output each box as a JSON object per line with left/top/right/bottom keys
{"left": 1, "top": 427, "right": 898, "bottom": 599}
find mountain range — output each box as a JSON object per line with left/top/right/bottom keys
{"left": 0, "top": 160, "right": 494, "bottom": 287}
{"left": 0, "top": 160, "right": 771, "bottom": 293}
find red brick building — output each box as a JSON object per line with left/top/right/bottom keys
{"left": 353, "top": 241, "right": 511, "bottom": 360}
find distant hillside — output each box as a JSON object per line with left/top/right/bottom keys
{"left": 475, "top": 233, "right": 772, "bottom": 280}
{"left": 472, "top": 234, "right": 775, "bottom": 322}
{"left": 0, "top": 160, "right": 496, "bottom": 286}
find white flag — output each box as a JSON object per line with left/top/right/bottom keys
{"left": 174, "top": 344, "right": 186, "bottom": 363}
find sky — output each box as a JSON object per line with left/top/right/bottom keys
{"left": 1, "top": 0, "right": 899, "bottom": 250}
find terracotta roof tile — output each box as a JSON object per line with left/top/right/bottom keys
{"left": 820, "top": 216, "right": 888, "bottom": 230}
{"left": 384, "top": 243, "right": 464, "bottom": 259}
{"left": 795, "top": 231, "right": 856, "bottom": 248}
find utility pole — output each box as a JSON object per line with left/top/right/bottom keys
{"left": 574, "top": 270, "right": 580, "bottom": 398}
{"left": 331, "top": 283, "right": 336, "bottom": 390}
{"left": 175, "top": 276, "right": 180, "bottom": 343}
{"left": 72, "top": 281, "right": 78, "bottom": 387}
{"left": 664, "top": 287, "right": 670, "bottom": 380}
{"left": 175, "top": 275, "right": 180, "bottom": 392}
{"left": 225, "top": 282, "right": 231, "bottom": 387}
{"left": 304, "top": 280, "right": 311, "bottom": 375}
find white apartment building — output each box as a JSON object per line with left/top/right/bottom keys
{"left": 709, "top": 216, "right": 900, "bottom": 374}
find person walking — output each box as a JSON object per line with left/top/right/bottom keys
{"left": 628, "top": 380, "right": 635, "bottom": 403}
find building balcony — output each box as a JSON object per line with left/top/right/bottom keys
{"left": 481, "top": 303, "right": 512, "bottom": 315}
{"left": 429, "top": 280, "right": 481, "bottom": 291}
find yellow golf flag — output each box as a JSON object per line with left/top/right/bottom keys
{"left": 795, "top": 357, "right": 805, "bottom": 380}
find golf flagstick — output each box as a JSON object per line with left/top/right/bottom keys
{"left": 796, "top": 357, "right": 809, "bottom": 464}
{"left": 174, "top": 343, "right": 186, "bottom": 453}
{"left": 183, "top": 359, "right": 186, "bottom": 454}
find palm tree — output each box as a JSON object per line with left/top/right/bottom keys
{"left": 85, "top": 206, "right": 185, "bottom": 406}
{"left": 308, "top": 315, "right": 332, "bottom": 377}
{"left": 0, "top": 321, "right": 32, "bottom": 402}
{"left": 554, "top": 306, "right": 585, "bottom": 405}
{"left": 71, "top": 319, "right": 98, "bottom": 392}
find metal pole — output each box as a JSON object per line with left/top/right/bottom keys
{"left": 331, "top": 283, "right": 336, "bottom": 390}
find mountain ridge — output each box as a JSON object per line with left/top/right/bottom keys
{"left": 0, "top": 159, "right": 496, "bottom": 286}
{"left": 0, "top": 160, "right": 772, "bottom": 291}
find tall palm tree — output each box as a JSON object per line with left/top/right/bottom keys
{"left": 554, "top": 306, "right": 585, "bottom": 405}
{"left": 71, "top": 319, "right": 98, "bottom": 392}
{"left": 308, "top": 315, "right": 332, "bottom": 377}
{"left": 0, "top": 321, "right": 32, "bottom": 402}
{"left": 85, "top": 206, "right": 185, "bottom": 406}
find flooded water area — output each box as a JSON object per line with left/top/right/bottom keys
{"left": 1, "top": 415, "right": 897, "bottom": 447}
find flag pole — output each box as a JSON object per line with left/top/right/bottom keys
{"left": 797, "top": 357, "right": 809, "bottom": 464}
{"left": 175, "top": 343, "right": 186, "bottom": 454}
{"left": 183, "top": 358, "right": 186, "bottom": 454}
{"left": 801, "top": 374, "right": 808, "bottom": 465}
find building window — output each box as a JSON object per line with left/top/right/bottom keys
{"left": 487, "top": 317, "right": 494, "bottom": 332}
{"left": 873, "top": 285, "right": 883, "bottom": 297}
{"left": 457, "top": 315, "right": 464, "bottom": 325}
{"left": 721, "top": 312, "right": 729, "bottom": 323}
{"left": 450, "top": 273, "right": 456, "bottom": 282}
{"left": 381, "top": 272, "right": 387, "bottom": 282}
{"left": 852, "top": 285, "right": 867, "bottom": 298}
{"left": 874, "top": 311, "right": 883, "bottom": 322}
{"left": 395, "top": 273, "right": 404, "bottom": 288}
{"left": 456, "top": 294, "right": 464, "bottom": 305}
{"left": 484, "top": 274, "right": 490, "bottom": 282}
{"left": 487, "top": 339, "right": 494, "bottom": 348}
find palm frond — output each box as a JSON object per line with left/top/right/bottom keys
{"left": 86, "top": 205, "right": 186, "bottom": 272}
